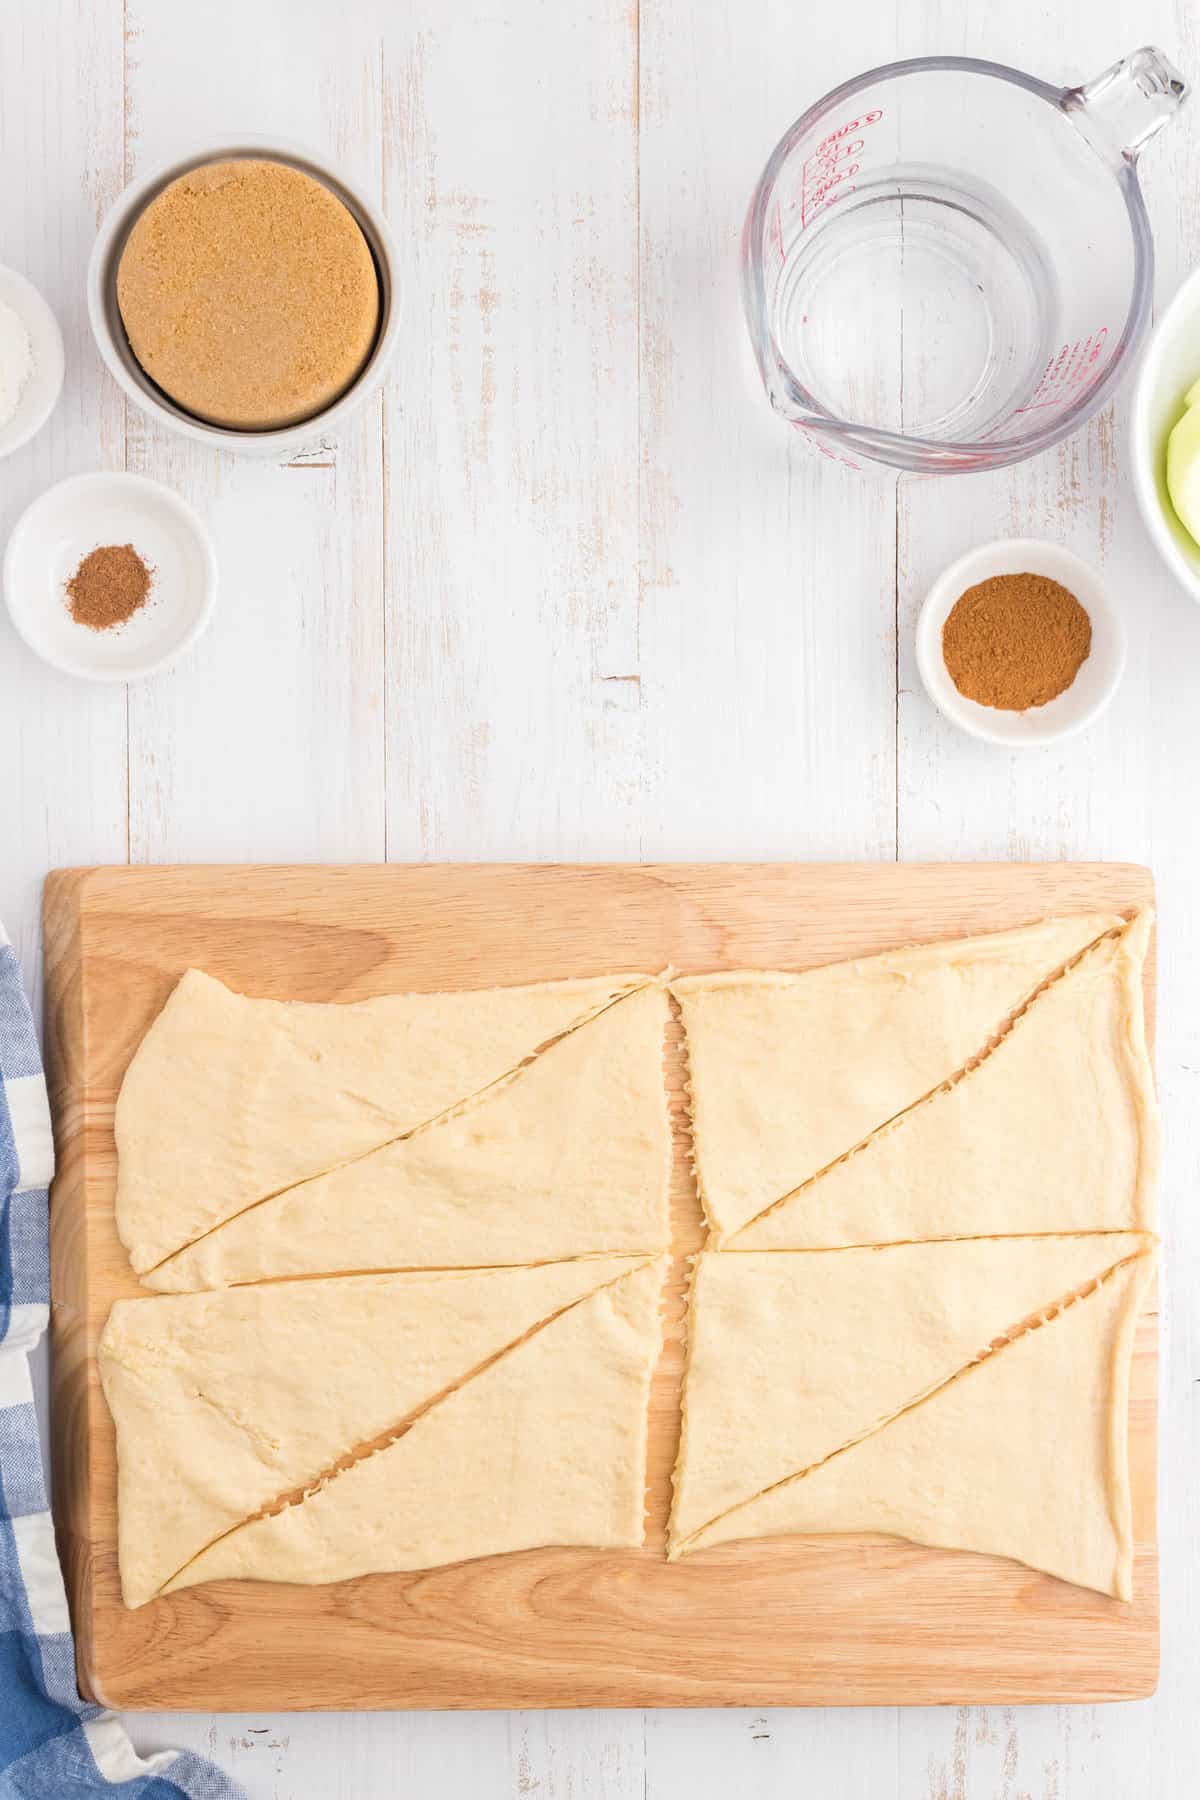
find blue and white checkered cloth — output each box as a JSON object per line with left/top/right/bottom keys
{"left": 0, "top": 924, "right": 244, "bottom": 1799}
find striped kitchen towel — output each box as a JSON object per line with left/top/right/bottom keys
{"left": 0, "top": 923, "right": 244, "bottom": 1799}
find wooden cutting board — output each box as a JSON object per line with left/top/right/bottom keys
{"left": 43, "top": 862, "right": 1158, "bottom": 1711}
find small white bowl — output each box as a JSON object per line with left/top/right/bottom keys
{"left": 87, "top": 137, "right": 399, "bottom": 459}
{"left": 1131, "top": 261, "right": 1200, "bottom": 603}
{"left": 3, "top": 471, "right": 216, "bottom": 682}
{"left": 915, "top": 539, "right": 1126, "bottom": 748}
{"left": 0, "top": 266, "right": 65, "bottom": 458}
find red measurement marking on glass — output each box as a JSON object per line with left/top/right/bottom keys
{"left": 795, "top": 109, "right": 882, "bottom": 230}
{"left": 792, "top": 420, "right": 862, "bottom": 471}
{"left": 771, "top": 198, "right": 785, "bottom": 266}
{"left": 1015, "top": 328, "right": 1110, "bottom": 413}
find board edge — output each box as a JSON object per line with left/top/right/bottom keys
{"left": 43, "top": 867, "right": 102, "bottom": 1701}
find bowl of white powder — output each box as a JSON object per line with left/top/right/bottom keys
{"left": 0, "top": 265, "right": 65, "bottom": 458}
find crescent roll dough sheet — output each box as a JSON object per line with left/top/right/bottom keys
{"left": 144, "top": 983, "right": 672, "bottom": 1292}
{"left": 734, "top": 912, "right": 1158, "bottom": 1248}
{"left": 668, "top": 1234, "right": 1151, "bottom": 1557}
{"left": 679, "top": 1251, "right": 1153, "bottom": 1600}
{"left": 101, "top": 1256, "right": 651, "bottom": 1607}
{"left": 673, "top": 912, "right": 1121, "bottom": 1242}
{"left": 117, "top": 966, "right": 649, "bottom": 1274}
{"left": 162, "top": 1258, "right": 666, "bottom": 1595}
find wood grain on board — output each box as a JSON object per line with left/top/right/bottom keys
{"left": 44, "top": 861, "right": 1157, "bottom": 1712}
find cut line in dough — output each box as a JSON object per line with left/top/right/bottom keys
{"left": 730, "top": 912, "right": 1157, "bottom": 1248}
{"left": 160, "top": 1257, "right": 667, "bottom": 1596}
{"left": 677, "top": 1251, "right": 1153, "bottom": 1600}
{"left": 672, "top": 912, "right": 1124, "bottom": 1242}
{"left": 117, "top": 967, "right": 655, "bottom": 1274}
{"left": 101, "top": 1255, "right": 653, "bottom": 1607}
{"left": 143, "top": 982, "right": 672, "bottom": 1292}
{"left": 197, "top": 1252, "right": 653, "bottom": 1289}
{"left": 668, "top": 1234, "right": 1153, "bottom": 1559}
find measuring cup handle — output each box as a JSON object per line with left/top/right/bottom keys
{"left": 1066, "top": 46, "right": 1189, "bottom": 161}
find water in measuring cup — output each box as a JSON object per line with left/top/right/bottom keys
{"left": 771, "top": 166, "right": 1057, "bottom": 441}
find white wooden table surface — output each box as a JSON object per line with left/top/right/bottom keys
{"left": 4, "top": 0, "right": 1199, "bottom": 1794}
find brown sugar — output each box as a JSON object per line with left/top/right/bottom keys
{"left": 942, "top": 572, "right": 1092, "bottom": 711}
{"left": 116, "top": 158, "right": 380, "bottom": 431}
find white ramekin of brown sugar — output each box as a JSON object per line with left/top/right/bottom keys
{"left": 87, "top": 138, "right": 400, "bottom": 458}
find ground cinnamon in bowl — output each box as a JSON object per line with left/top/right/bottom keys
{"left": 941, "top": 571, "right": 1092, "bottom": 711}
{"left": 65, "top": 543, "right": 154, "bottom": 632}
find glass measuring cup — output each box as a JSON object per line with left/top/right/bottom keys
{"left": 742, "top": 48, "right": 1188, "bottom": 473}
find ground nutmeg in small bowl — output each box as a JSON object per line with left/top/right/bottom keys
{"left": 65, "top": 543, "right": 155, "bottom": 632}
{"left": 942, "top": 572, "right": 1092, "bottom": 711}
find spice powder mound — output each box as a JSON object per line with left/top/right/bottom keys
{"left": 941, "top": 571, "right": 1092, "bottom": 711}
{"left": 65, "top": 544, "right": 154, "bottom": 632}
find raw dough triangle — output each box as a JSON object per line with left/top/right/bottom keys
{"left": 145, "top": 983, "right": 672, "bottom": 1292}
{"left": 101, "top": 1255, "right": 650, "bottom": 1607}
{"left": 668, "top": 1233, "right": 1150, "bottom": 1554}
{"left": 673, "top": 913, "right": 1121, "bottom": 1241}
{"left": 161, "top": 1258, "right": 666, "bottom": 1594}
{"left": 117, "top": 967, "right": 647, "bottom": 1274}
{"left": 734, "top": 913, "right": 1157, "bottom": 1247}
{"left": 680, "top": 1252, "right": 1152, "bottom": 1599}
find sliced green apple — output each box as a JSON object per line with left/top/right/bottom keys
{"left": 1166, "top": 375, "right": 1200, "bottom": 548}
